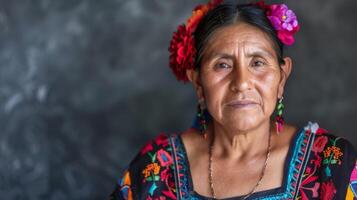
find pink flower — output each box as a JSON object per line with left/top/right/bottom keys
{"left": 312, "top": 136, "right": 328, "bottom": 153}
{"left": 157, "top": 149, "right": 173, "bottom": 167}
{"left": 267, "top": 4, "right": 300, "bottom": 45}
{"left": 267, "top": 4, "right": 298, "bottom": 31}
{"left": 256, "top": 2, "right": 300, "bottom": 46}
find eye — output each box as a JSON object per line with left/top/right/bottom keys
{"left": 251, "top": 59, "right": 266, "bottom": 67}
{"left": 215, "top": 62, "right": 231, "bottom": 69}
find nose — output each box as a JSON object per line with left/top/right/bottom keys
{"left": 229, "top": 64, "right": 252, "bottom": 93}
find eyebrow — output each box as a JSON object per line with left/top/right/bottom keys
{"left": 245, "top": 49, "right": 275, "bottom": 59}
{"left": 209, "top": 53, "right": 234, "bottom": 60}
{"left": 207, "top": 49, "right": 275, "bottom": 61}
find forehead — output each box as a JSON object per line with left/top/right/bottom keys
{"left": 203, "top": 23, "right": 276, "bottom": 55}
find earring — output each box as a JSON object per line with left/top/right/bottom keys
{"left": 197, "top": 98, "right": 208, "bottom": 139}
{"left": 275, "top": 96, "right": 285, "bottom": 134}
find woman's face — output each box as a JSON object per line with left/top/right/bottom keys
{"left": 187, "top": 23, "right": 292, "bottom": 132}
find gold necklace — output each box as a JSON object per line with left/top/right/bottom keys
{"left": 208, "top": 131, "right": 272, "bottom": 199}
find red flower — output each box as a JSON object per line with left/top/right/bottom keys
{"left": 155, "top": 133, "right": 169, "bottom": 147}
{"left": 316, "top": 127, "right": 328, "bottom": 135}
{"left": 168, "top": 0, "right": 223, "bottom": 83}
{"left": 312, "top": 136, "right": 328, "bottom": 153}
{"left": 140, "top": 141, "right": 154, "bottom": 155}
{"left": 277, "top": 28, "right": 300, "bottom": 46}
{"left": 157, "top": 149, "right": 173, "bottom": 167}
{"left": 169, "top": 25, "right": 196, "bottom": 82}
{"left": 320, "top": 180, "right": 336, "bottom": 200}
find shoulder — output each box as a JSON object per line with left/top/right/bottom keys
{"left": 115, "top": 132, "right": 178, "bottom": 199}
{"left": 126, "top": 132, "right": 175, "bottom": 176}
{"left": 308, "top": 124, "right": 357, "bottom": 166}
{"left": 302, "top": 122, "right": 356, "bottom": 198}
{"left": 304, "top": 121, "right": 356, "bottom": 167}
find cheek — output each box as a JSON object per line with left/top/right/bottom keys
{"left": 255, "top": 71, "right": 280, "bottom": 111}
{"left": 200, "top": 73, "right": 227, "bottom": 115}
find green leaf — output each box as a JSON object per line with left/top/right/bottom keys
{"left": 151, "top": 153, "right": 157, "bottom": 162}
{"left": 154, "top": 176, "right": 160, "bottom": 181}
{"left": 325, "top": 166, "right": 331, "bottom": 177}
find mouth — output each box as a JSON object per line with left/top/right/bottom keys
{"left": 226, "top": 100, "right": 259, "bottom": 109}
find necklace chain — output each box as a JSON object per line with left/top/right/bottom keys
{"left": 208, "top": 132, "right": 272, "bottom": 200}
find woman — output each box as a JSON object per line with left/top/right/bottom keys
{"left": 110, "top": 1, "right": 357, "bottom": 199}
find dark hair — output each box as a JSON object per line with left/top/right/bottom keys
{"left": 194, "top": 3, "right": 285, "bottom": 69}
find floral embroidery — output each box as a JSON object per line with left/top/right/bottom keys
{"left": 118, "top": 170, "right": 133, "bottom": 200}
{"left": 323, "top": 146, "right": 343, "bottom": 165}
{"left": 157, "top": 149, "right": 173, "bottom": 167}
{"left": 298, "top": 124, "right": 341, "bottom": 199}
{"left": 299, "top": 172, "right": 320, "bottom": 199}
{"left": 112, "top": 122, "right": 356, "bottom": 200}
{"left": 312, "top": 136, "right": 328, "bottom": 153}
{"left": 142, "top": 163, "right": 161, "bottom": 180}
{"left": 320, "top": 180, "right": 337, "bottom": 200}
{"left": 139, "top": 134, "right": 177, "bottom": 199}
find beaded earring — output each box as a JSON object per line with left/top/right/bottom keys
{"left": 275, "top": 97, "right": 285, "bottom": 134}
{"left": 197, "top": 98, "right": 208, "bottom": 139}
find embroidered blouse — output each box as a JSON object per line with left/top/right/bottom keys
{"left": 110, "top": 122, "right": 357, "bottom": 200}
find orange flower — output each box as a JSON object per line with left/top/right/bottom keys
{"left": 187, "top": 5, "right": 210, "bottom": 30}
{"left": 142, "top": 163, "right": 161, "bottom": 178}
{"left": 187, "top": 0, "right": 223, "bottom": 30}
{"left": 323, "top": 146, "right": 343, "bottom": 164}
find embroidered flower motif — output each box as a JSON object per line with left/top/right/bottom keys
{"left": 119, "top": 171, "right": 133, "bottom": 200}
{"left": 157, "top": 149, "right": 173, "bottom": 167}
{"left": 299, "top": 166, "right": 320, "bottom": 199}
{"left": 316, "top": 127, "right": 328, "bottom": 135}
{"left": 312, "top": 136, "right": 328, "bottom": 153}
{"left": 142, "top": 163, "right": 161, "bottom": 179}
{"left": 139, "top": 134, "right": 176, "bottom": 199}
{"left": 155, "top": 134, "right": 170, "bottom": 147}
{"left": 256, "top": 2, "right": 300, "bottom": 45}
{"left": 323, "top": 146, "right": 343, "bottom": 165}
{"left": 140, "top": 141, "right": 154, "bottom": 155}
{"left": 320, "top": 180, "right": 336, "bottom": 200}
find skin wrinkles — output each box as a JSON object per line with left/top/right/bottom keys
{"left": 184, "top": 22, "right": 294, "bottom": 198}
{"left": 187, "top": 22, "right": 292, "bottom": 159}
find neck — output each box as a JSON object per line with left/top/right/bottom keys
{"left": 207, "top": 120, "right": 273, "bottom": 161}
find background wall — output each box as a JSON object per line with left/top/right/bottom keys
{"left": 0, "top": 0, "right": 356, "bottom": 199}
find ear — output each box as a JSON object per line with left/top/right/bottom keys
{"left": 277, "top": 57, "right": 292, "bottom": 98}
{"left": 186, "top": 69, "right": 205, "bottom": 100}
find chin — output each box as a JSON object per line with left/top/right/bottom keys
{"left": 224, "top": 116, "right": 262, "bottom": 132}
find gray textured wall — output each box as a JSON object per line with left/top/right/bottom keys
{"left": 0, "top": 0, "right": 356, "bottom": 199}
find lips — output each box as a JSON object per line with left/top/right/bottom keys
{"left": 226, "top": 99, "right": 259, "bottom": 108}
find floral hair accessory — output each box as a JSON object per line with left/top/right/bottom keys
{"left": 169, "top": 0, "right": 223, "bottom": 83}
{"left": 168, "top": 1, "right": 299, "bottom": 82}
{"left": 256, "top": 1, "right": 300, "bottom": 46}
